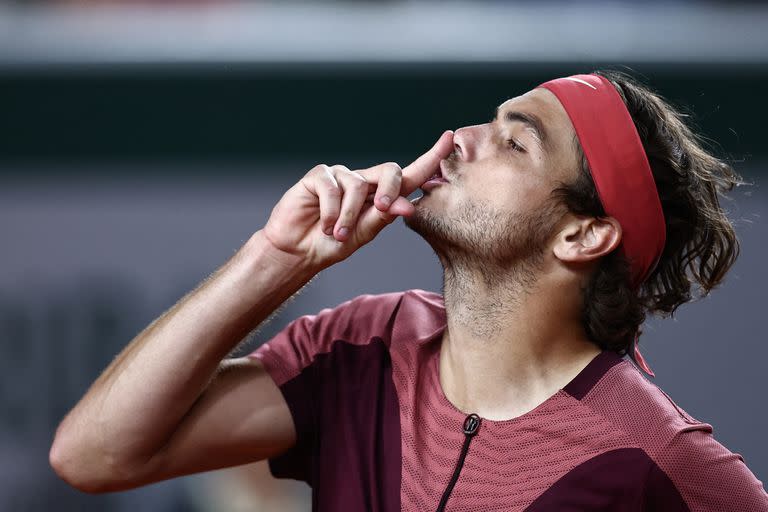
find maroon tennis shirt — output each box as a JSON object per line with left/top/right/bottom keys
{"left": 250, "top": 289, "right": 768, "bottom": 511}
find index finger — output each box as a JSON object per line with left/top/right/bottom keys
{"left": 400, "top": 130, "right": 455, "bottom": 196}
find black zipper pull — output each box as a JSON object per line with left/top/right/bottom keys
{"left": 435, "top": 414, "right": 482, "bottom": 512}
{"left": 463, "top": 413, "right": 481, "bottom": 436}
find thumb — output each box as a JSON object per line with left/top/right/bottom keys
{"left": 400, "top": 130, "right": 455, "bottom": 196}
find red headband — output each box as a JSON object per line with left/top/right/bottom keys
{"left": 537, "top": 74, "right": 666, "bottom": 377}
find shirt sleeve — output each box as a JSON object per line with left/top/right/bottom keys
{"left": 249, "top": 312, "right": 321, "bottom": 484}
{"left": 643, "top": 423, "right": 768, "bottom": 511}
{"left": 247, "top": 292, "right": 402, "bottom": 485}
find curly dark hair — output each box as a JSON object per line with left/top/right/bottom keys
{"left": 551, "top": 69, "right": 744, "bottom": 366}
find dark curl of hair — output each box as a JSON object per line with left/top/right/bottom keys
{"left": 552, "top": 69, "right": 744, "bottom": 362}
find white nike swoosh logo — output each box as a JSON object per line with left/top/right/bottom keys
{"left": 562, "top": 77, "right": 597, "bottom": 90}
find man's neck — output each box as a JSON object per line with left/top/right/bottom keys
{"left": 439, "top": 263, "right": 602, "bottom": 421}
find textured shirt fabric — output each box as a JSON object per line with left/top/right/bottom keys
{"left": 250, "top": 289, "right": 768, "bottom": 511}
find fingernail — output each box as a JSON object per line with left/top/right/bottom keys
{"left": 338, "top": 227, "right": 349, "bottom": 237}
{"left": 380, "top": 195, "right": 391, "bottom": 207}
{"left": 324, "top": 226, "right": 333, "bottom": 235}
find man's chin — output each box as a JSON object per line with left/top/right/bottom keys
{"left": 402, "top": 204, "right": 427, "bottom": 235}
{"left": 402, "top": 207, "right": 420, "bottom": 231}
{"left": 403, "top": 203, "right": 446, "bottom": 243}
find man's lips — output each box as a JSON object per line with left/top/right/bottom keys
{"left": 424, "top": 159, "right": 450, "bottom": 183}
{"left": 418, "top": 158, "right": 455, "bottom": 192}
{"left": 420, "top": 161, "right": 450, "bottom": 191}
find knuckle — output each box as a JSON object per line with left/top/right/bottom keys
{"left": 331, "top": 164, "right": 350, "bottom": 173}
{"left": 310, "top": 163, "right": 328, "bottom": 174}
{"left": 385, "top": 162, "right": 402, "bottom": 176}
{"left": 310, "top": 164, "right": 340, "bottom": 190}
{"left": 350, "top": 177, "right": 368, "bottom": 191}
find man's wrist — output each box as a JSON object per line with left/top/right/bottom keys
{"left": 241, "top": 230, "right": 317, "bottom": 283}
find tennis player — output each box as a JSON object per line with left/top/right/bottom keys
{"left": 51, "top": 70, "right": 768, "bottom": 511}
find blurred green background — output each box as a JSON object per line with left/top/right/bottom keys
{"left": 1, "top": 63, "right": 764, "bottom": 169}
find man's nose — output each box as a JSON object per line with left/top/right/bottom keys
{"left": 452, "top": 123, "right": 488, "bottom": 161}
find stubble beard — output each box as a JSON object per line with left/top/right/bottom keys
{"left": 403, "top": 191, "right": 566, "bottom": 338}
{"left": 403, "top": 191, "right": 565, "bottom": 289}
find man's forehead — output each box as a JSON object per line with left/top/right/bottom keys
{"left": 497, "top": 88, "right": 574, "bottom": 150}
{"left": 497, "top": 88, "right": 566, "bottom": 124}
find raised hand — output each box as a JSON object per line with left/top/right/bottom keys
{"left": 262, "top": 130, "right": 454, "bottom": 271}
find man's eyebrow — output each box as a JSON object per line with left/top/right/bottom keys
{"left": 494, "top": 106, "right": 550, "bottom": 152}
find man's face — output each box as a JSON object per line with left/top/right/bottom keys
{"left": 404, "top": 87, "right": 580, "bottom": 271}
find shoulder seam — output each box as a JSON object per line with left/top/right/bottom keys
{"left": 576, "top": 361, "right": 710, "bottom": 459}
{"left": 574, "top": 362, "right": 659, "bottom": 453}
{"left": 581, "top": 359, "right": 629, "bottom": 402}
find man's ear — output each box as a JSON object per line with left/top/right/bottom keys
{"left": 553, "top": 215, "right": 622, "bottom": 263}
